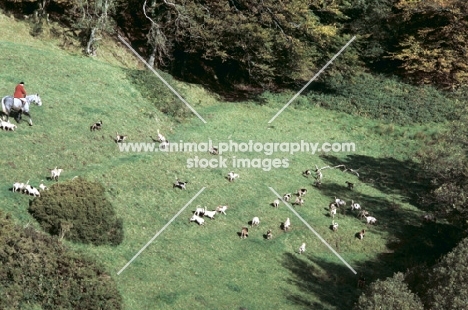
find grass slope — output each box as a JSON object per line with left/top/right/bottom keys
{"left": 0, "top": 14, "right": 450, "bottom": 310}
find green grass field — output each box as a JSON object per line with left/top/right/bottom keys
{"left": 0, "top": 13, "right": 450, "bottom": 309}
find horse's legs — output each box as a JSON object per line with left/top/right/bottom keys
{"left": 23, "top": 111, "right": 33, "bottom": 126}
{"left": 0, "top": 110, "right": 7, "bottom": 121}
{"left": 15, "top": 111, "right": 22, "bottom": 123}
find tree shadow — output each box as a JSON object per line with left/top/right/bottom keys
{"left": 314, "top": 182, "right": 356, "bottom": 206}
{"left": 279, "top": 155, "right": 466, "bottom": 306}
{"left": 319, "top": 154, "right": 432, "bottom": 210}
{"left": 282, "top": 216, "right": 463, "bottom": 308}
{"left": 281, "top": 253, "right": 360, "bottom": 309}
{"left": 377, "top": 221, "right": 462, "bottom": 272}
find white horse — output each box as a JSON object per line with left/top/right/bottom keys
{"left": 1, "top": 94, "right": 42, "bottom": 126}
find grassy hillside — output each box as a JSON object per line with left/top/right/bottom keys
{"left": 0, "top": 13, "right": 453, "bottom": 310}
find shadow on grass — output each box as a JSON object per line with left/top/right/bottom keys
{"left": 124, "top": 68, "right": 192, "bottom": 122}
{"left": 281, "top": 252, "right": 360, "bottom": 309}
{"left": 319, "top": 154, "right": 432, "bottom": 209}
{"left": 281, "top": 155, "right": 464, "bottom": 307}
{"left": 282, "top": 219, "right": 462, "bottom": 308}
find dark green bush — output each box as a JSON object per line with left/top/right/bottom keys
{"left": 306, "top": 73, "right": 460, "bottom": 125}
{"left": 0, "top": 212, "right": 122, "bottom": 309}
{"left": 423, "top": 237, "right": 468, "bottom": 309}
{"left": 354, "top": 272, "right": 423, "bottom": 310}
{"left": 28, "top": 177, "right": 123, "bottom": 246}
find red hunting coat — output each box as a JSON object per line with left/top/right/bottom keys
{"left": 14, "top": 84, "right": 27, "bottom": 98}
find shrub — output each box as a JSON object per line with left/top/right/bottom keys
{"left": 354, "top": 272, "right": 424, "bottom": 310}
{"left": 28, "top": 177, "right": 123, "bottom": 246}
{"left": 308, "top": 73, "right": 459, "bottom": 125}
{"left": 423, "top": 237, "right": 468, "bottom": 309}
{"left": 0, "top": 212, "right": 122, "bottom": 309}
{"left": 417, "top": 105, "right": 468, "bottom": 229}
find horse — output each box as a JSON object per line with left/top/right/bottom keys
{"left": 1, "top": 94, "right": 42, "bottom": 126}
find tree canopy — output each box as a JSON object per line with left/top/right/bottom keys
{"left": 3, "top": 0, "right": 468, "bottom": 90}
{"left": 391, "top": 0, "right": 468, "bottom": 89}
{"left": 138, "top": 0, "right": 360, "bottom": 90}
{"left": 423, "top": 236, "right": 468, "bottom": 309}
{"left": 354, "top": 272, "right": 424, "bottom": 310}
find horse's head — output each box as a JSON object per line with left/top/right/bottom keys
{"left": 30, "top": 94, "right": 42, "bottom": 106}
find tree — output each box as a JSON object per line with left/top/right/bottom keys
{"left": 354, "top": 272, "right": 424, "bottom": 310}
{"left": 125, "top": 0, "right": 361, "bottom": 90}
{"left": 390, "top": 0, "right": 468, "bottom": 89}
{"left": 1, "top": 0, "right": 115, "bottom": 56}
{"left": 423, "top": 236, "right": 468, "bottom": 309}
{"left": 69, "top": 0, "right": 116, "bottom": 56}
{"left": 346, "top": 0, "right": 400, "bottom": 72}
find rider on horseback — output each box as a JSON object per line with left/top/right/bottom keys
{"left": 14, "top": 82, "right": 27, "bottom": 109}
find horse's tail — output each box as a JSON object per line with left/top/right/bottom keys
{"left": 1, "top": 97, "right": 7, "bottom": 115}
